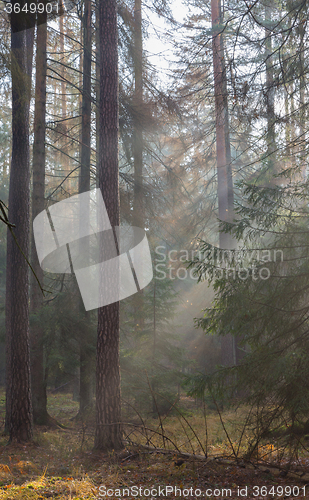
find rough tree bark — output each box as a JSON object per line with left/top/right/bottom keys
{"left": 94, "top": 0, "right": 123, "bottom": 451}
{"left": 5, "top": 1, "right": 35, "bottom": 442}
{"left": 30, "top": 8, "right": 49, "bottom": 425}
{"left": 78, "top": 0, "right": 94, "bottom": 417}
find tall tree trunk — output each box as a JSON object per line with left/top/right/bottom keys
{"left": 30, "top": 9, "right": 49, "bottom": 425}
{"left": 78, "top": 0, "right": 94, "bottom": 417}
{"left": 265, "top": 3, "right": 276, "bottom": 184}
{"left": 132, "top": 0, "right": 144, "bottom": 332}
{"left": 59, "top": 8, "right": 69, "bottom": 191}
{"left": 94, "top": 0, "right": 123, "bottom": 451}
{"left": 132, "top": 0, "right": 143, "bottom": 229}
{"left": 298, "top": 10, "right": 306, "bottom": 180}
{"left": 211, "top": 0, "right": 235, "bottom": 367}
{"left": 6, "top": 1, "right": 35, "bottom": 442}
{"left": 95, "top": 0, "right": 100, "bottom": 187}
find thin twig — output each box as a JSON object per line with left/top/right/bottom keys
{"left": 211, "top": 393, "right": 237, "bottom": 459}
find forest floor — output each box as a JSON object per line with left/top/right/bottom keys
{"left": 0, "top": 392, "right": 309, "bottom": 499}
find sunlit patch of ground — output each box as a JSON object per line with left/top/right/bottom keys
{"left": 0, "top": 451, "right": 309, "bottom": 499}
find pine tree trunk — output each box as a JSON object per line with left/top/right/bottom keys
{"left": 78, "top": 0, "right": 94, "bottom": 417}
{"left": 265, "top": 4, "right": 276, "bottom": 183}
{"left": 211, "top": 0, "right": 234, "bottom": 245}
{"left": 132, "top": 0, "right": 144, "bottom": 331}
{"left": 59, "top": 9, "right": 69, "bottom": 189}
{"left": 79, "top": 0, "right": 91, "bottom": 196}
{"left": 211, "top": 0, "right": 235, "bottom": 367}
{"left": 95, "top": 0, "right": 100, "bottom": 186}
{"left": 133, "top": 0, "right": 143, "bottom": 229}
{"left": 94, "top": 0, "right": 123, "bottom": 451}
{"left": 30, "top": 10, "right": 49, "bottom": 425}
{"left": 298, "top": 11, "right": 306, "bottom": 180}
{"left": 6, "top": 1, "right": 35, "bottom": 442}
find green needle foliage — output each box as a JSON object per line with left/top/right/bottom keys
{"left": 187, "top": 177, "right": 309, "bottom": 455}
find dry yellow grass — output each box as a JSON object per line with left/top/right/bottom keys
{"left": 124, "top": 405, "right": 252, "bottom": 457}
